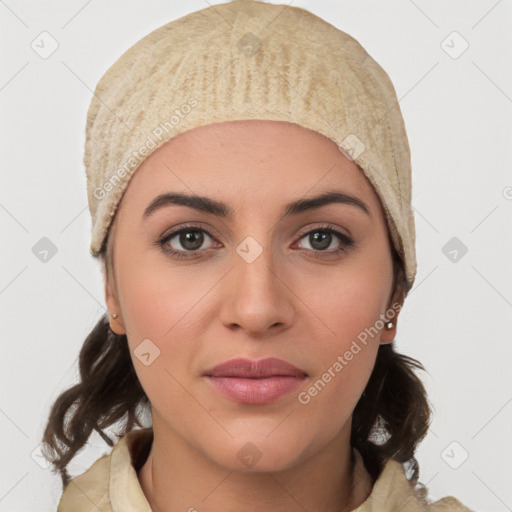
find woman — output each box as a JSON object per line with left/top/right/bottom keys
{"left": 42, "top": 1, "right": 475, "bottom": 510}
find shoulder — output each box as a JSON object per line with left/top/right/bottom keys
{"left": 57, "top": 452, "right": 112, "bottom": 512}
{"left": 352, "top": 454, "right": 476, "bottom": 512}
{"left": 428, "top": 495, "right": 476, "bottom": 512}
{"left": 57, "top": 428, "right": 153, "bottom": 512}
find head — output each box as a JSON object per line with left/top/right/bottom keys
{"left": 101, "top": 119, "right": 424, "bottom": 476}
{"left": 42, "top": 0, "right": 430, "bottom": 491}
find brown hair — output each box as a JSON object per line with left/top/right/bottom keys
{"left": 41, "top": 218, "right": 431, "bottom": 492}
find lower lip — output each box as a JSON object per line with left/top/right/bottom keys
{"left": 206, "top": 376, "right": 306, "bottom": 404}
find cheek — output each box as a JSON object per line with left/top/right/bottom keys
{"left": 303, "top": 262, "right": 391, "bottom": 347}
{"left": 115, "top": 254, "right": 220, "bottom": 396}
{"left": 116, "top": 249, "right": 217, "bottom": 340}
{"left": 293, "top": 259, "right": 389, "bottom": 414}
{"left": 295, "top": 281, "right": 384, "bottom": 442}
{"left": 307, "top": 282, "right": 384, "bottom": 384}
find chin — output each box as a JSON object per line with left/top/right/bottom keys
{"left": 201, "top": 435, "right": 311, "bottom": 474}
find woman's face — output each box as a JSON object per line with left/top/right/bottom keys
{"left": 105, "top": 120, "right": 402, "bottom": 472}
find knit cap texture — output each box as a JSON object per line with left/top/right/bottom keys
{"left": 85, "top": 0, "right": 417, "bottom": 288}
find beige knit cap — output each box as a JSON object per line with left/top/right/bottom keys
{"left": 85, "top": 0, "right": 417, "bottom": 289}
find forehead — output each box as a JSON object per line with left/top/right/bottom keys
{"left": 117, "top": 120, "right": 381, "bottom": 218}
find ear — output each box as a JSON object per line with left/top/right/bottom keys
{"left": 103, "top": 264, "right": 126, "bottom": 336}
{"left": 379, "top": 288, "right": 405, "bottom": 345}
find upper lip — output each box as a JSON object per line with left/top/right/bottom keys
{"left": 204, "top": 357, "right": 308, "bottom": 378}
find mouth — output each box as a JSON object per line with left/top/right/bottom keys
{"left": 203, "top": 357, "right": 308, "bottom": 405}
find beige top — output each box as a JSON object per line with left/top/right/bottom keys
{"left": 57, "top": 428, "right": 474, "bottom": 512}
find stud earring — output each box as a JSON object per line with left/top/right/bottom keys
{"left": 109, "top": 312, "right": 119, "bottom": 319}
{"left": 385, "top": 321, "right": 394, "bottom": 329}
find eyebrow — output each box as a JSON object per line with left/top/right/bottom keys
{"left": 143, "top": 190, "right": 371, "bottom": 220}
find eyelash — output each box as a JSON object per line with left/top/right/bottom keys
{"left": 156, "top": 223, "right": 355, "bottom": 260}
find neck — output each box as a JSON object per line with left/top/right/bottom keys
{"left": 137, "top": 419, "right": 374, "bottom": 512}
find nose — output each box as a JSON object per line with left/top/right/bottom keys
{"left": 219, "top": 240, "right": 295, "bottom": 337}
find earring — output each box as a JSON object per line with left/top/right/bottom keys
{"left": 109, "top": 312, "right": 119, "bottom": 319}
{"left": 385, "top": 321, "right": 394, "bottom": 330}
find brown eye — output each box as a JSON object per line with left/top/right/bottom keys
{"left": 175, "top": 230, "right": 206, "bottom": 251}
{"left": 158, "top": 225, "right": 217, "bottom": 259}
{"left": 296, "top": 226, "right": 354, "bottom": 254}
{"left": 307, "top": 231, "right": 333, "bottom": 251}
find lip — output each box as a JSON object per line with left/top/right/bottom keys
{"left": 204, "top": 357, "right": 308, "bottom": 378}
{"left": 203, "top": 357, "right": 308, "bottom": 405}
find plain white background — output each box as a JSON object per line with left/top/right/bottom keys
{"left": 1, "top": 1, "right": 511, "bottom": 511}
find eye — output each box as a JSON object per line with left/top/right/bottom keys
{"left": 158, "top": 225, "right": 217, "bottom": 259}
{"left": 295, "top": 225, "right": 354, "bottom": 255}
